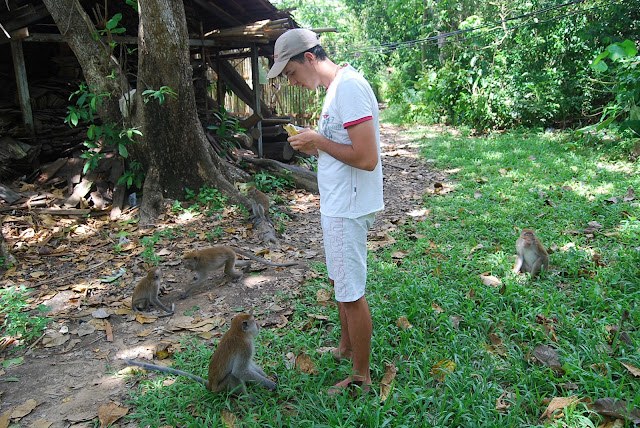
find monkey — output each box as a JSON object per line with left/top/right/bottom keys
{"left": 180, "top": 246, "right": 298, "bottom": 299}
{"left": 207, "top": 312, "right": 277, "bottom": 396}
{"left": 131, "top": 267, "right": 175, "bottom": 317}
{"left": 125, "top": 313, "right": 276, "bottom": 400}
{"left": 247, "top": 186, "right": 272, "bottom": 226}
{"left": 513, "top": 229, "right": 549, "bottom": 278}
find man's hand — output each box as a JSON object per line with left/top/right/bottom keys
{"left": 288, "top": 128, "right": 319, "bottom": 156}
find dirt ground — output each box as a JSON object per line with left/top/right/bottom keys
{"left": 0, "top": 123, "right": 451, "bottom": 427}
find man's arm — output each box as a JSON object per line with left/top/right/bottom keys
{"left": 288, "top": 120, "right": 378, "bottom": 171}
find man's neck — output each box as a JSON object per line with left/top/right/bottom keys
{"left": 317, "top": 59, "right": 341, "bottom": 88}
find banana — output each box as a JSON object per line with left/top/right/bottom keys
{"left": 283, "top": 123, "right": 298, "bottom": 136}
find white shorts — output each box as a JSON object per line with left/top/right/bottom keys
{"left": 321, "top": 213, "right": 375, "bottom": 302}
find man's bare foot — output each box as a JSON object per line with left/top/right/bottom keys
{"left": 326, "top": 376, "right": 372, "bottom": 397}
{"left": 330, "top": 347, "right": 352, "bottom": 362}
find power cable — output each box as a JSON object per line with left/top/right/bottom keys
{"left": 323, "top": 0, "right": 624, "bottom": 56}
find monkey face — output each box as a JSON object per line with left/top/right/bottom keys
{"left": 183, "top": 254, "right": 197, "bottom": 271}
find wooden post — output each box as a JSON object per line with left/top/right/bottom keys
{"left": 10, "top": 39, "right": 35, "bottom": 137}
{"left": 215, "top": 50, "right": 226, "bottom": 110}
{"left": 251, "top": 43, "right": 263, "bottom": 158}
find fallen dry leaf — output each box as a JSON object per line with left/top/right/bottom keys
{"left": 431, "top": 302, "right": 444, "bottom": 313}
{"left": 28, "top": 418, "right": 52, "bottom": 428}
{"left": 469, "top": 244, "right": 483, "bottom": 253}
{"left": 0, "top": 410, "right": 10, "bottom": 428}
{"left": 532, "top": 344, "right": 562, "bottom": 371}
{"left": 97, "top": 402, "right": 128, "bottom": 428}
{"left": 621, "top": 362, "right": 640, "bottom": 377}
{"left": 592, "top": 398, "right": 640, "bottom": 424}
{"left": 479, "top": 273, "right": 502, "bottom": 287}
{"left": 450, "top": 315, "right": 462, "bottom": 329}
{"left": 316, "top": 288, "right": 331, "bottom": 303}
{"left": 135, "top": 313, "right": 158, "bottom": 324}
{"left": 540, "top": 396, "right": 584, "bottom": 421}
{"left": 623, "top": 186, "right": 635, "bottom": 202}
{"left": 391, "top": 250, "right": 409, "bottom": 259}
{"left": 221, "top": 409, "right": 237, "bottom": 428}
{"left": 379, "top": 363, "right": 397, "bottom": 402}
{"left": 295, "top": 354, "right": 318, "bottom": 375}
{"left": 496, "top": 391, "right": 513, "bottom": 413}
{"left": 430, "top": 359, "right": 455, "bottom": 382}
{"left": 11, "top": 398, "right": 37, "bottom": 419}
{"left": 396, "top": 316, "right": 412, "bottom": 330}
{"left": 42, "top": 331, "right": 69, "bottom": 348}
{"left": 104, "top": 320, "right": 113, "bottom": 342}
{"left": 488, "top": 333, "right": 507, "bottom": 357}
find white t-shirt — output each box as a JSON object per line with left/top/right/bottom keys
{"left": 317, "top": 65, "right": 384, "bottom": 218}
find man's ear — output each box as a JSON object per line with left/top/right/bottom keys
{"left": 304, "top": 52, "right": 315, "bottom": 63}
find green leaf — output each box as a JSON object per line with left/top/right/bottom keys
{"left": 4, "top": 378, "right": 19, "bottom": 382}
{"left": 118, "top": 144, "right": 128, "bottom": 158}
{"left": 70, "top": 112, "right": 78, "bottom": 127}
{"left": 2, "top": 357, "right": 23, "bottom": 368}
{"left": 592, "top": 61, "right": 608, "bottom": 73}
{"left": 595, "top": 115, "right": 616, "bottom": 130}
{"left": 106, "top": 13, "right": 123, "bottom": 30}
{"left": 619, "top": 39, "right": 638, "bottom": 55}
{"left": 620, "top": 119, "right": 640, "bottom": 133}
{"left": 591, "top": 50, "right": 610, "bottom": 68}
{"left": 608, "top": 41, "right": 637, "bottom": 62}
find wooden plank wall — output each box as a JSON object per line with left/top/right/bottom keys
{"left": 212, "top": 58, "right": 320, "bottom": 128}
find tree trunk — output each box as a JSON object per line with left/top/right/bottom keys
{"left": 134, "top": 0, "right": 254, "bottom": 224}
{"left": 41, "top": 0, "right": 262, "bottom": 230}
{"left": 41, "top": 0, "right": 128, "bottom": 122}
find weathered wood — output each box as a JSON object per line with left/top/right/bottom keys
{"left": 240, "top": 156, "right": 318, "bottom": 193}
{"left": 36, "top": 158, "right": 67, "bottom": 184}
{"left": 239, "top": 113, "right": 262, "bottom": 130}
{"left": 0, "top": 184, "right": 21, "bottom": 204}
{"left": 217, "top": 59, "right": 270, "bottom": 113}
{"left": 64, "top": 177, "right": 92, "bottom": 208}
{"left": 10, "top": 39, "right": 34, "bottom": 136}
{"left": 33, "top": 208, "right": 91, "bottom": 215}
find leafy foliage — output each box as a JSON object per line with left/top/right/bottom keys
{"left": 0, "top": 286, "right": 50, "bottom": 349}
{"left": 253, "top": 171, "right": 295, "bottom": 193}
{"left": 586, "top": 40, "right": 640, "bottom": 138}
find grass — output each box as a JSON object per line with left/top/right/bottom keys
{"left": 126, "top": 128, "right": 640, "bottom": 427}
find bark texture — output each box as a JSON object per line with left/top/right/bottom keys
{"left": 41, "top": 0, "right": 256, "bottom": 224}
{"left": 134, "top": 0, "right": 251, "bottom": 224}
{"left": 41, "top": 0, "right": 128, "bottom": 122}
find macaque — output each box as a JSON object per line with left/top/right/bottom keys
{"left": 247, "top": 186, "right": 272, "bottom": 226}
{"left": 131, "top": 267, "right": 174, "bottom": 317}
{"left": 125, "top": 313, "right": 276, "bottom": 399}
{"left": 513, "top": 229, "right": 549, "bottom": 278}
{"left": 181, "top": 246, "right": 298, "bottom": 299}
{"left": 208, "top": 313, "right": 277, "bottom": 395}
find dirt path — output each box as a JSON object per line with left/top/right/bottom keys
{"left": 0, "top": 124, "right": 449, "bottom": 427}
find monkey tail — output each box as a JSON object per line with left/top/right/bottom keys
{"left": 231, "top": 247, "right": 298, "bottom": 267}
{"left": 125, "top": 359, "right": 207, "bottom": 388}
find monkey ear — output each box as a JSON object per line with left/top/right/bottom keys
{"left": 242, "top": 320, "right": 249, "bottom": 331}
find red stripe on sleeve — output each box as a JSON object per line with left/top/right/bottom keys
{"left": 344, "top": 116, "right": 373, "bottom": 128}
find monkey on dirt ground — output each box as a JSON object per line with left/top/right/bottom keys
{"left": 125, "top": 313, "right": 276, "bottom": 400}
{"left": 180, "top": 246, "right": 298, "bottom": 299}
{"left": 513, "top": 229, "right": 549, "bottom": 278}
{"left": 247, "top": 186, "right": 272, "bottom": 226}
{"left": 131, "top": 267, "right": 174, "bottom": 317}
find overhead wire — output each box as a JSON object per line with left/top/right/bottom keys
{"left": 321, "top": 0, "right": 625, "bottom": 56}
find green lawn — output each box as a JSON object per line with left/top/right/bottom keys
{"left": 127, "top": 128, "right": 640, "bottom": 427}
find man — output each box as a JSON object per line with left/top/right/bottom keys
{"left": 267, "top": 29, "right": 384, "bottom": 395}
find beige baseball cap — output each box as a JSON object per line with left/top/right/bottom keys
{"left": 267, "top": 29, "right": 320, "bottom": 78}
